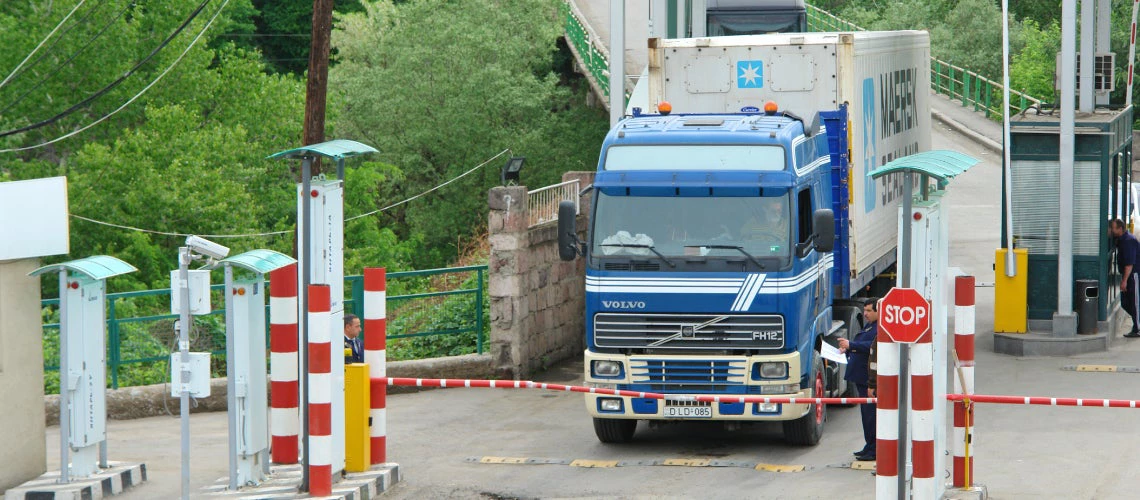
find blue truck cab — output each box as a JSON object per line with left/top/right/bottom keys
{"left": 558, "top": 105, "right": 861, "bottom": 445}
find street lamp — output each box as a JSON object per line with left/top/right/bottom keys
{"left": 501, "top": 156, "right": 525, "bottom": 186}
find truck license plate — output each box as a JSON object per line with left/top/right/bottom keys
{"left": 663, "top": 405, "right": 712, "bottom": 418}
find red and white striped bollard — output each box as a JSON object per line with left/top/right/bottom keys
{"left": 953, "top": 275, "right": 977, "bottom": 488}
{"left": 364, "top": 268, "right": 387, "bottom": 464}
{"left": 911, "top": 326, "right": 936, "bottom": 498}
{"left": 307, "top": 284, "right": 333, "bottom": 496}
{"left": 269, "top": 263, "right": 299, "bottom": 464}
{"left": 876, "top": 305, "right": 900, "bottom": 499}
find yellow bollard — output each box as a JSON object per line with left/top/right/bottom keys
{"left": 345, "top": 363, "right": 371, "bottom": 472}
{"left": 994, "top": 248, "right": 1028, "bottom": 333}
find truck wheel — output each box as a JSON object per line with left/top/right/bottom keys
{"left": 593, "top": 418, "right": 636, "bottom": 443}
{"left": 783, "top": 356, "right": 826, "bottom": 446}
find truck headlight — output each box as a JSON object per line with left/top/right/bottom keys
{"left": 592, "top": 360, "right": 623, "bottom": 378}
{"left": 753, "top": 362, "right": 788, "bottom": 380}
{"left": 599, "top": 398, "right": 624, "bottom": 412}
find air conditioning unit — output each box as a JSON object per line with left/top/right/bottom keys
{"left": 1055, "top": 52, "right": 1115, "bottom": 92}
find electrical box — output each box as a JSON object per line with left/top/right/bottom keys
{"left": 170, "top": 352, "right": 212, "bottom": 397}
{"left": 298, "top": 179, "right": 345, "bottom": 314}
{"left": 231, "top": 280, "right": 269, "bottom": 455}
{"left": 64, "top": 275, "right": 107, "bottom": 448}
{"left": 170, "top": 269, "right": 212, "bottom": 314}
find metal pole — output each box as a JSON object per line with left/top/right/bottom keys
{"left": 901, "top": 172, "right": 913, "bottom": 286}
{"left": 1002, "top": 0, "right": 1017, "bottom": 277}
{"left": 898, "top": 172, "right": 913, "bottom": 499}
{"left": 300, "top": 157, "right": 313, "bottom": 492}
{"left": 610, "top": 0, "right": 626, "bottom": 126}
{"left": 649, "top": 0, "right": 668, "bottom": 38}
{"left": 1079, "top": 0, "right": 1095, "bottom": 112}
{"left": 1059, "top": 0, "right": 1077, "bottom": 329}
{"left": 676, "top": 0, "right": 687, "bottom": 38}
{"left": 897, "top": 343, "right": 909, "bottom": 500}
{"left": 224, "top": 264, "right": 239, "bottom": 490}
{"left": 178, "top": 247, "right": 192, "bottom": 500}
{"left": 58, "top": 272, "right": 70, "bottom": 484}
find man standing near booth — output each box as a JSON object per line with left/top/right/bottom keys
{"left": 838, "top": 298, "right": 879, "bottom": 461}
{"left": 1111, "top": 218, "right": 1140, "bottom": 337}
{"left": 344, "top": 314, "right": 364, "bottom": 362}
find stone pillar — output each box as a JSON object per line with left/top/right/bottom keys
{"left": 488, "top": 186, "right": 530, "bottom": 378}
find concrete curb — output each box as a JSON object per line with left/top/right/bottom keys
{"left": 931, "top": 108, "right": 1003, "bottom": 155}
{"left": 45, "top": 354, "right": 495, "bottom": 425}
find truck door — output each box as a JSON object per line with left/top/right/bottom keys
{"left": 795, "top": 187, "right": 825, "bottom": 317}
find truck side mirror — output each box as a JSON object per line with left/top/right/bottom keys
{"left": 813, "top": 209, "right": 835, "bottom": 253}
{"left": 558, "top": 200, "right": 580, "bottom": 261}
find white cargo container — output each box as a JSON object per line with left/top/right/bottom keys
{"left": 635, "top": 31, "right": 932, "bottom": 293}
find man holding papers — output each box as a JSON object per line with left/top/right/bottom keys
{"left": 838, "top": 298, "right": 880, "bottom": 462}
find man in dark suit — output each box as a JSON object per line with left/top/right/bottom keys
{"left": 838, "top": 298, "right": 879, "bottom": 462}
{"left": 344, "top": 314, "right": 364, "bottom": 363}
{"left": 1111, "top": 218, "right": 1140, "bottom": 337}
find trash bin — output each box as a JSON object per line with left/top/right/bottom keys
{"left": 1075, "top": 279, "right": 1099, "bottom": 335}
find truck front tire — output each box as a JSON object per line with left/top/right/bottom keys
{"left": 783, "top": 356, "right": 826, "bottom": 446}
{"left": 593, "top": 417, "right": 637, "bottom": 443}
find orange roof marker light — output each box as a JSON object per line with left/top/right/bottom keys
{"left": 763, "top": 101, "right": 779, "bottom": 115}
{"left": 657, "top": 101, "right": 672, "bottom": 115}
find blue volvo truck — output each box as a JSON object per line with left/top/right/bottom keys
{"left": 557, "top": 105, "right": 896, "bottom": 445}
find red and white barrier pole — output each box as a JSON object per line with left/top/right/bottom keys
{"left": 269, "top": 263, "right": 299, "bottom": 464}
{"left": 876, "top": 315, "right": 900, "bottom": 500}
{"left": 307, "top": 285, "right": 333, "bottom": 496}
{"left": 364, "top": 268, "right": 387, "bottom": 464}
{"left": 953, "top": 276, "right": 977, "bottom": 488}
{"left": 911, "top": 328, "right": 936, "bottom": 498}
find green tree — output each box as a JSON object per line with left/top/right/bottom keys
{"left": 330, "top": 0, "right": 608, "bottom": 269}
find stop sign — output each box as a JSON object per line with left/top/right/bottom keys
{"left": 879, "top": 287, "right": 931, "bottom": 343}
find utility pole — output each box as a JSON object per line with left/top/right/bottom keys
{"left": 299, "top": 0, "right": 334, "bottom": 492}
{"left": 303, "top": 0, "right": 334, "bottom": 177}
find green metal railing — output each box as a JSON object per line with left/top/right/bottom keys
{"left": 805, "top": 4, "right": 1044, "bottom": 119}
{"left": 42, "top": 265, "right": 488, "bottom": 389}
{"left": 559, "top": 0, "right": 1048, "bottom": 119}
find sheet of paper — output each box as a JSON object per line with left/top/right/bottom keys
{"left": 821, "top": 341, "right": 848, "bottom": 364}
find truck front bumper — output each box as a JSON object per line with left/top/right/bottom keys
{"left": 583, "top": 350, "right": 812, "bottom": 421}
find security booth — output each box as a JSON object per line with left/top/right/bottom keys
{"left": 29, "top": 256, "right": 137, "bottom": 482}
{"left": 1004, "top": 108, "right": 1133, "bottom": 328}
{"left": 218, "top": 250, "right": 296, "bottom": 490}
{"left": 267, "top": 139, "right": 377, "bottom": 488}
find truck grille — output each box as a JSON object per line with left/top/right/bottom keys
{"left": 630, "top": 359, "right": 746, "bottom": 391}
{"left": 594, "top": 313, "right": 784, "bottom": 350}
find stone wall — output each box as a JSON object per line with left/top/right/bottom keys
{"left": 0, "top": 259, "right": 47, "bottom": 492}
{"left": 488, "top": 172, "right": 594, "bottom": 378}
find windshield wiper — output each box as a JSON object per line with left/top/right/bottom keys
{"left": 698, "top": 245, "right": 765, "bottom": 269}
{"left": 600, "top": 243, "right": 676, "bottom": 268}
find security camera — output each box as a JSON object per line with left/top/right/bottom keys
{"left": 185, "top": 235, "right": 230, "bottom": 260}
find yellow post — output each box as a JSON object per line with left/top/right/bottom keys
{"left": 345, "top": 363, "right": 371, "bottom": 472}
{"left": 994, "top": 248, "right": 1028, "bottom": 333}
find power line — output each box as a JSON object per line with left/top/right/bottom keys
{"left": 0, "top": 0, "right": 89, "bottom": 91}
{"left": 0, "top": 0, "right": 227, "bottom": 153}
{"left": 1, "top": 0, "right": 110, "bottom": 92}
{"left": 69, "top": 148, "right": 512, "bottom": 238}
{"left": 1, "top": 1, "right": 132, "bottom": 116}
{"left": 0, "top": 0, "right": 212, "bottom": 140}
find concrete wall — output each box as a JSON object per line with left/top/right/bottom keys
{"left": 488, "top": 172, "right": 593, "bottom": 378}
{"left": 0, "top": 259, "right": 47, "bottom": 492}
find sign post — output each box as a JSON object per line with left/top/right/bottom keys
{"left": 879, "top": 287, "right": 931, "bottom": 499}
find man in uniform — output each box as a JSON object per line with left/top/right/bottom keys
{"left": 344, "top": 313, "right": 364, "bottom": 363}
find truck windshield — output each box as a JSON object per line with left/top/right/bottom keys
{"left": 591, "top": 192, "right": 792, "bottom": 261}
{"left": 603, "top": 145, "right": 785, "bottom": 171}
{"left": 707, "top": 11, "right": 807, "bottom": 35}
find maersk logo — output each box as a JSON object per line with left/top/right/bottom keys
{"left": 737, "top": 60, "right": 763, "bottom": 89}
{"left": 602, "top": 300, "right": 646, "bottom": 309}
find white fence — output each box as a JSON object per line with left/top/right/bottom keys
{"left": 527, "top": 179, "right": 579, "bottom": 228}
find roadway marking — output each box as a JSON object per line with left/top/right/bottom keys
{"left": 1062, "top": 365, "right": 1140, "bottom": 373}
{"left": 569, "top": 459, "right": 619, "bottom": 468}
{"left": 755, "top": 463, "right": 806, "bottom": 472}
{"left": 663, "top": 458, "right": 710, "bottom": 467}
{"left": 849, "top": 460, "right": 876, "bottom": 470}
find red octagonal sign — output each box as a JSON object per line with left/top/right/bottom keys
{"left": 879, "top": 287, "right": 931, "bottom": 343}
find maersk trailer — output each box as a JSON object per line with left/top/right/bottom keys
{"left": 561, "top": 31, "right": 931, "bottom": 444}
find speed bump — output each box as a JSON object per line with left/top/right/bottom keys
{"left": 850, "top": 460, "right": 875, "bottom": 470}
{"left": 570, "top": 459, "right": 619, "bottom": 468}
{"left": 755, "top": 463, "right": 805, "bottom": 473}
{"left": 479, "top": 456, "right": 530, "bottom": 464}
{"left": 663, "top": 458, "right": 710, "bottom": 467}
